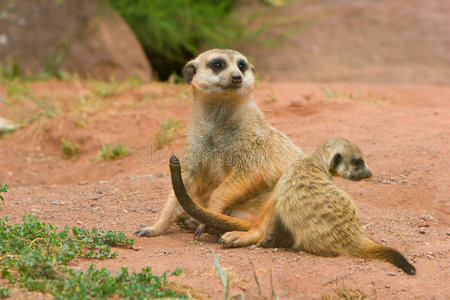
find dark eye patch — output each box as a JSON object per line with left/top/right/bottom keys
{"left": 351, "top": 158, "right": 364, "bottom": 168}
{"left": 207, "top": 58, "right": 227, "bottom": 73}
{"left": 237, "top": 59, "right": 247, "bottom": 72}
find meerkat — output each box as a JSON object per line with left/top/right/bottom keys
{"left": 169, "top": 138, "right": 416, "bottom": 274}
{"left": 133, "top": 49, "right": 302, "bottom": 238}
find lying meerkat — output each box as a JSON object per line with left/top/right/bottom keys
{"left": 133, "top": 49, "right": 302, "bottom": 238}
{"left": 169, "top": 138, "right": 416, "bottom": 274}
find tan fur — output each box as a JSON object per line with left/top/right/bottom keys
{"left": 170, "top": 138, "right": 415, "bottom": 274}
{"left": 260, "top": 138, "right": 415, "bottom": 274}
{"left": 134, "top": 49, "right": 302, "bottom": 237}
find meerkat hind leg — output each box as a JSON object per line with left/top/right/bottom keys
{"left": 260, "top": 215, "right": 294, "bottom": 248}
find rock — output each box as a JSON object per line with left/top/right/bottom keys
{"left": 76, "top": 221, "right": 84, "bottom": 225}
{"left": 387, "top": 272, "right": 397, "bottom": 276}
{"left": 0, "top": 117, "right": 19, "bottom": 134}
{"left": 0, "top": 0, "right": 151, "bottom": 81}
{"left": 98, "top": 181, "right": 108, "bottom": 185}
{"left": 51, "top": 201, "right": 58, "bottom": 205}
{"left": 236, "top": 0, "right": 450, "bottom": 84}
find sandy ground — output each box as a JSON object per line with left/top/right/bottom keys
{"left": 0, "top": 81, "right": 449, "bottom": 299}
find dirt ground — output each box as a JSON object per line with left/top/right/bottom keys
{"left": 0, "top": 80, "right": 449, "bottom": 299}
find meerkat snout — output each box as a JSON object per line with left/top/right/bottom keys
{"left": 231, "top": 74, "right": 242, "bottom": 83}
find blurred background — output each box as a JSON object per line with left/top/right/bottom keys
{"left": 1, "top": 0, "right": 449, "bottom": 84}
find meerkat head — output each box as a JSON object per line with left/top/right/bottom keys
{"left": 325, "top": 138, "right": 373, "bottom": 181}
{"left": 183, "top": 49, "right": 255, "bottom": 102}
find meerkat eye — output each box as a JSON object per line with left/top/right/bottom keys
{"left": 351, "top": 158, "right": 364, "bottom": 168}
{"left": 238, "top": 60, "right": 247, "bottom": 72}
{"left": 212, "top": 62, "right": 222, "bottom": 70}
{"left": 208, "top": 58, "right": 226, "bottom": 72}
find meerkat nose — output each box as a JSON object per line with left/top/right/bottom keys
{"left": 231, "top": 74, "right": 242, "bottom": 83}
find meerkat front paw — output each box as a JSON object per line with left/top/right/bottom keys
{"left": 133, "top": 227, "right": 160, "bottom": 237}
{"left": 219, "top": 231, "right": 256, "bottom": 248}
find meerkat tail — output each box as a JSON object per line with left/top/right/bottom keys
{"left": 357, "top": 237, "right": 416, "bottom": 275}
{"left": 169, "top": 155, "right": 253, "bottom": 232}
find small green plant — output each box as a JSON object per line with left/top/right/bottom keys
{"left": 89, "top": 78, "right": 142, "bottom": 98}
{"left": 0, "top": 215, "right": 184, "bottom": 298}
{"left": 99, "top": 141, "right": 130, "bottom": 160}
{"left": 6, "top": 80, "right": 60, "bottom": 121}
{"left": 0, "top": 184, "right": 7, "bottom": 201}
{"left": 322, "top": 284, "right": 366, "bottom": 300}
{"left": 155, "top": 117, "right": 181, "bottom": 150}
{"left": 0, "top": 60, "right": 21, "bottom": 81}
{"left": 211, "top": 250, "right": 244, "bottom": 300}
{"left": 0, "top": 283, "right": 10, "bottom": 298}
{"left": 60, "top": 138, "right": 80, "bottom": 159}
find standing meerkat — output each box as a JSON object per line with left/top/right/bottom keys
{"left": 169, "top": 138, "right": 416, "bottom": 274}
{"left": 134, "top": 49, "right": 302, "bottom": 238}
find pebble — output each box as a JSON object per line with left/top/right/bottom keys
{"left": 51, "top": 201, "right": 58, "bottom": 205}
{"left": 78, "top": 181, "right": 89, "bottom": 186}
{"left": 123, "top": 209, "right": 128, "bottom": 213}
{"left": 385, "top": 285, "right": 390, "bottom": 288}
{"left": 151, "top": 209, "right": 158, "bottom": 213}
{"left": 76, "top": 221, "right": 84, "bottom": 225}
{"left": 96, "top": 190, "right": 103, "bottom": 194}
{"left": 387, "top": 272, "right": 397, "bottom": 276}
{"left": 98, "top": 181, "right": 108, "bottom": 185}
{"left": 419, "top": 229, "right": 426, "bottom": 234}
{"left": 31, "top": 209, "right": 40, "bottom": 213}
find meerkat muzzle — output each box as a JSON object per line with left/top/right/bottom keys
{"left": 231, "top": 74, "right": 242, "bottom": 83}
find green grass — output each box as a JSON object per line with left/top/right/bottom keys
{"left": 98, "top": 141, "right": 130, "bottom": 160}
{"left": 0, "top": 184, "right": 7, "bottom": 202}
{"left": 211, "top": 250, "right": 288, "bottom": 300}
{"left": 0, "top": 214, "right": 185, "bottom": 299}
{"left": 108, "top": 0, "right": 242, "bottom": 79}
{"left": 88, "top": 78, "right": 142, "bottom": 98}
{"left": 60, "top": 138, "right": 80, "bottom": 159}
{"left": 211, "top": 250, "right": 244, "bottom": 300}
{"left": 322, "top": 285, "right": 366, "bottom": 300}
{"left": 155, "top": 117, "right": 181, "bottom": 150}
{"left": 5, "top": 80, "right": 61, "bottom": 122}
{"left": 319, "top": 86, "right": 387, "bottom": 103}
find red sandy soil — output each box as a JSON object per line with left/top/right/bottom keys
{"left": 0, "top": 81, "right": 449, "bottom": 299}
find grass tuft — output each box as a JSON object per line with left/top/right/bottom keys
{"left": 98, "top": 141, "right": 130, "bottom": 160}
{"left": 155, "top": 117, "right": 181, "bottom": 150}
{"left": 60, "top": 138, "right": 80, "bottom": 159}
{"left": 89, "top": 78, "right": 142, "bottom": 98}
{"left": 322, "top": 284, "right": 366, "bottom": 300}
{"left": 0, "top": 184, "right": 8, "bottom": 202}
{"left": 211, "top": 250, "right": 244, "bottom": 300}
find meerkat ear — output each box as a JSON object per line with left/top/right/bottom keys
{"left": 183, "top": 60, "right": 197, "bottom": 84}
{"left": 250, "top": 63, "right": 256, "bottom": 74}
